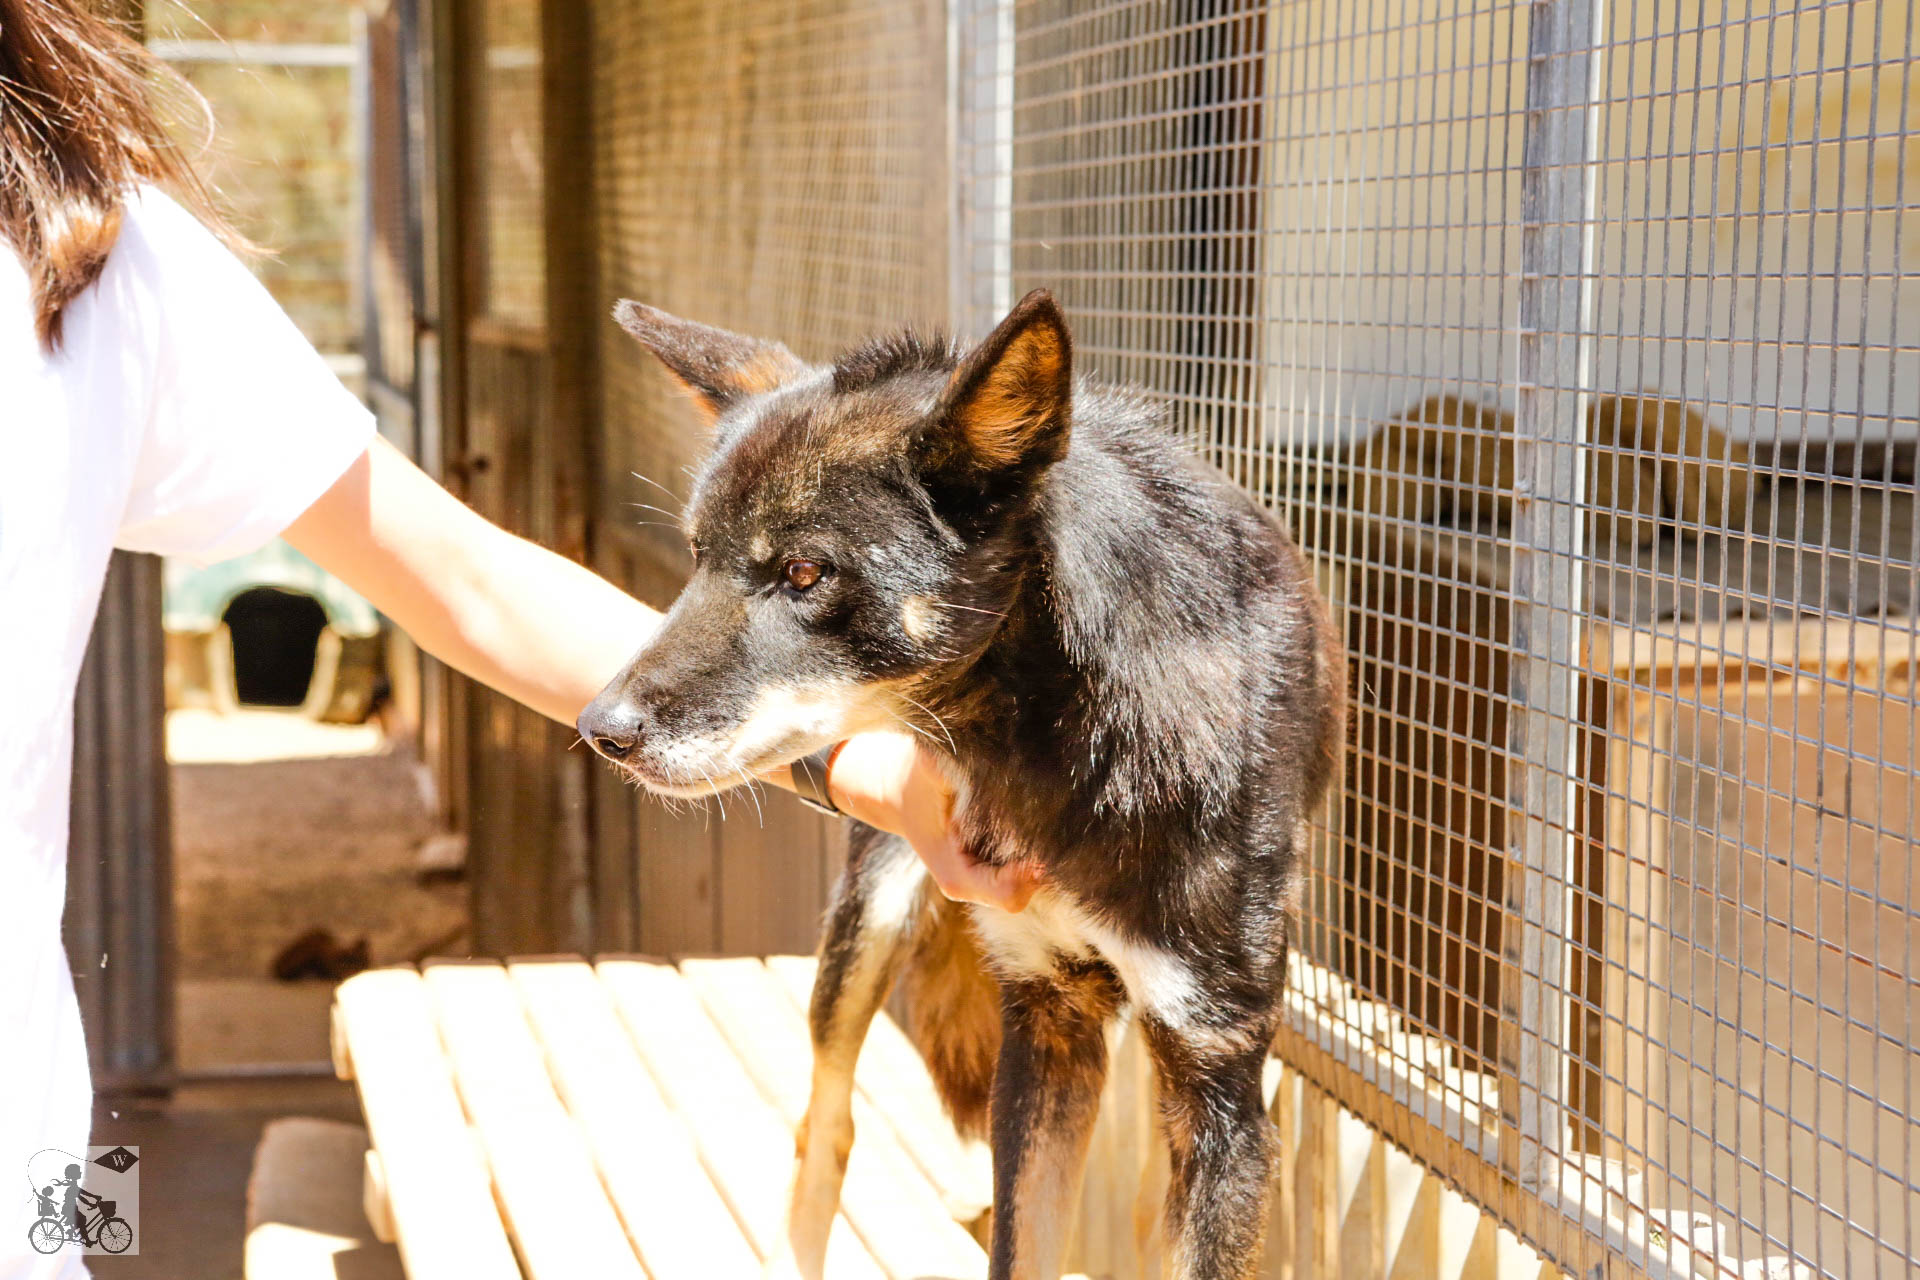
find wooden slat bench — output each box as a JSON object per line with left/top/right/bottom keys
{"left": 329, "top": 953, "right": 1586, "bottom": 1280}
{"left": 330, "top": 955, "right": 992, "bottom": 1280}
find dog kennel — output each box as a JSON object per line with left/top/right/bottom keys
{"left": 361, "top": 0, "right": 1918, "bottom": 1274}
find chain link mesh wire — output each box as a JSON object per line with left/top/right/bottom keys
{"left": 591, "top": 0, "right": 949, "bottom": 556}
{"left": 951, "top": 0, "right": 1917, "bottom": 1275}
{"left": 582, "top": 0, "right": 1916, "bottom": 1272}
{"left": 472, "top": 0, "right": 547, "bottom": 330}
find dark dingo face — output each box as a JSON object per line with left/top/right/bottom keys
{"left": 578, "top": 290, "right": 1073, "bottom": 796}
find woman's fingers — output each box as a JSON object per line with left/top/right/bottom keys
{"left": 920, "top": 834, "right": 1043, "bottom": 913}
{"left": 944, "top": 859, "right": 1044, "bottom": 913}
{"left": 824, "top": 732, "right": 1042, "bottom": 913}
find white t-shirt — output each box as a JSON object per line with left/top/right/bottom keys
{"left": 1, "top": 189, "right": 374, "bottom": 1278}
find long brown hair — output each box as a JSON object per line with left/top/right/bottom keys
{"left": 0, "top": 0, "right": 239, "bottom": 348}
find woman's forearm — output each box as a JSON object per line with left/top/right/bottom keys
{"left": 410, "top": 520, "right": 663, "bottom": 726}
{"left": 288, "top": 441, "right": 854, "bottom": 794}
{"left": 287, "top": 437, "right": 659, "bottom": 725}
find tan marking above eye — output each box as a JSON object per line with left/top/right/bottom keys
{"left": 901, "top": 595, "right": 939, "bottom": 643}
{"left": 783, "top": 558, "right": 823, "bottom": 591}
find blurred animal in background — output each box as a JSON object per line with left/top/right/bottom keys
{"left": 1354, "top": 391, "right": 1753, "bottom": 545}
{"left": 270, "top": 926, "right": 370, "bottom": 982}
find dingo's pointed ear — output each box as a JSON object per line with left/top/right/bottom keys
{"left": 926, "top": 289, "right": 1072, "bottom": 477}
{"left": 613, "top": 300, "right": 810, "bottom": 421}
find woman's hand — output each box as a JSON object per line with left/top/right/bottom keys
{"left": 825, "top": 733, "right": 1042, "bottom": 913}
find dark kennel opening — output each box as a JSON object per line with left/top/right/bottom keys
{"left": 222, "top": 588, "right": 327, "bottom": 707}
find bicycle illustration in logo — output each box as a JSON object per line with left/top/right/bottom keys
{"left": 26, "top": 1161, "right": 133, "bottom": 1255}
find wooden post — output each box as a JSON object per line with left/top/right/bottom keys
{"left": 66, "top": 551, "right": 174, "bottom": 1095}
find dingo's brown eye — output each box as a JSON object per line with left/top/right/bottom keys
{"left": 783, "top": 558, "right": 823, "bottom": 591}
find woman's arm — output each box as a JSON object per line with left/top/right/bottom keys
{"left": 285, "top": 438, "right": 1039, "bottom": 910}
{"left": 286, "top": 437, "right": 654, "bottom": 725}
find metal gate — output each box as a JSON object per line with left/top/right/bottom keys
{"left": 941, "top": 2, "right": 1918, "bottom": 1275}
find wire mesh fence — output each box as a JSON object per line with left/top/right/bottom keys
{"left": 585, "top": 0, "right": 1920, "bottom": 1274}
{"left": 592, "top": 0, "right": 949, "bottom": 553}
{"left": 471, "top": 0, "right": 548, "bottom": 331}
{"left": 948, "top": 1, "right": 1918, "bottom": 1275}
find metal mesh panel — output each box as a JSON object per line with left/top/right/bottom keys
{"left": 954, "top": 0, "right": 1919, "bottom": 1275}
{"left": 471, "top": 0, "right": 546, "bottom": 329}
{"left": 364, "top": 0, "right": 418, "bottom": 398}
{"left": 1580, "top": 3, "right": 1919, "bottom": 1274}
{"left": 593, "top": 0, "right": 949, "bottom": 553}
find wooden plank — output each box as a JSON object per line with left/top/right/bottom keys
{"left": 420, "top": 962, "right": 646, "bottom": 1280}
{"left": 598, "top": 958, "right": 886, "bottom": 1279}
{"left": 363, "top": 1148, "right": 396, "bottom": 1244}
{"left": 536, "top": 0, "right": 598, "bottom": 561}
{"left": 1071, "top": 1019, "right": 1158, "bottom": 1280}
{"left": 588, "top": 754, "right": 639, "bottom": 949}
{"left": 1460, "top": 1219, "right": 1564, "bottom": 1280}
{"left": 1293, "top": 1079, "right": 1342, "bottom": 1278}
{"left": 331, "top": 969, "right": 519, "bottom": 1280}
{"left": 764, "top": 955, "right": 993, "bottom": 1221}
{"left": 1428, "top": 1184, "right": 1490, "bottom": 1280}
{"left": 715, "top": 793, "right": 837, "bottom": 956}
{"left": 1335, "top": 1110, "right": 1387, "bottom": 1279}
{"left": 1130, "top": 1114, "right": 1171, "bottom": 1280}
{"left": 634, "top": 798, "right": 720, "bottom": 955}
{"left": 679, "top": 958, "right": 987, "bottom": 1280}
{"left": 1588, "top": 615, "right": 1916, "bottom": 684}
{"left": 509, "top": 959, "right": 759, "bottom": 1279}
{"left": 464, "top": 686, "right": 544, "bottom": 953}
{"left": 1379, "top": 1144, "right": 1436, "bottom": 1280}
{"left": 1262, "top": 1064, "right": 1299, "bottom": 1280}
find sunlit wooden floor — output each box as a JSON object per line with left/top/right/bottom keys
{"left": 332, "top": 954, "right": 992, "bottom": 1280}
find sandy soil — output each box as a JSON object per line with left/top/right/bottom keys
{"left": 169, "top": 710, "right": 466, "bottom": 985}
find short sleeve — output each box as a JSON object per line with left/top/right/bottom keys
{"left": 112, "top": 189, "right": 375, "bottom": 565}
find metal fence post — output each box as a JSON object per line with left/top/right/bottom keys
{"left": 1499, "top": 0, "right": 1603, "bottom": 1254}
{"left": 950, "top": 0, "right": 1014, "bottom": 341}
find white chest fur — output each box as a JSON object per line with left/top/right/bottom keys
{"left": 966, "top": 890, "right": 1207, "bottom": 1032}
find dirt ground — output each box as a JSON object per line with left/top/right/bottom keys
{"left": 168, "top": 708, "right": 467, "bottom": 1070}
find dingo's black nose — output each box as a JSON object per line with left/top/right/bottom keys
{"left": 579, "top": 698, "right": 646, "bottom": 762}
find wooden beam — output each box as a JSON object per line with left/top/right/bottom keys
{"left": 421, "top": 962, "right": 646, "bottom": 1279}
{"left": 509, "top": 958, "right": 759, "bottom": 1278}
{"left": 331, "top": 970, "right": 519, "bottom": 1280}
